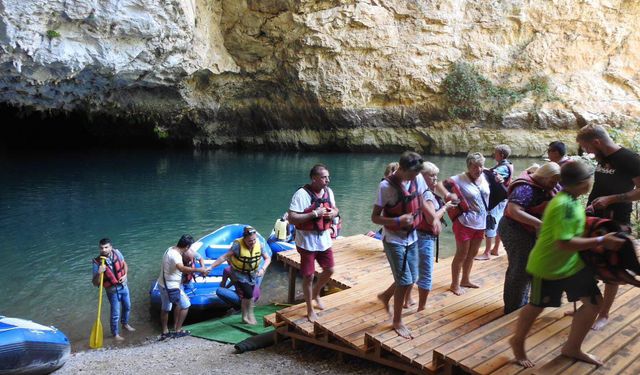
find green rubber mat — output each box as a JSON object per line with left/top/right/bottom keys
{"left": 184, "top": 304, "right": 280, "bottom": 344}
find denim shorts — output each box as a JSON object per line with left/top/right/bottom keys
{"left": 159, "top": 285, "right": 191, "bottom": 312}
{"left": 416, "top": 232, "right": 437, "bottom": 290}
{"left": 383, "top": 240, "right": 418, "bottom": 286}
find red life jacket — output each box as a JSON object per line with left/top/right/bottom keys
{"left": 504, "top": 171, "right": 557, "bottom": 233}
{"left": 415, "top": 193, "right": 445, "bottom": 236}
{"left": 382, "top": 174, "right": 423, "bottom": 232}
{"left": 581, "top": 217, "right": 640, "bottom": 287}
{"left": 442, "top": 178, "right": 470, "bottom": 221}
{"left": 94, "top": 251, "right": 126, "bottom": 289}
{"left": 294, "top": 185, "right": 334, "bottom": 232}
{"left": 182, "top": 252, "right": 196, "bottom": 284}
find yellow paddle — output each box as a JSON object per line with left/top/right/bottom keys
{"left": 89, "top": 257, "right": 106, "bottom": 349}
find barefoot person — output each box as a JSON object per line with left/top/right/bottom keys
{"left": 92, "top": 238, "right": 135, "bottom": 341}
{"left": 441, "top": 152, "right": 489, "bottom": 295}
{"left": 476, "top": 145, "right": 513, "bottom": 260}
{"left": 207, "top": 226, "right": 271, "bottom": 325}
{"left": 288, "top": 164, "right": 339, "bottom": 322}
{"left": 410, "top": 161, "right": 456, "bottom": 311}
{"left": 499, "top": 162, "right": 560, "bottom": 314}
{"left": 510, "top": 160, "right": 624, "bottom": 368}
{"left": 371, "top": 151, "right": 431, "bottom": 338}
{"left": 576, "top": 124, "right": 640, "bottom": 330}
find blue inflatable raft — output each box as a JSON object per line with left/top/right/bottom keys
{"left": 149, "top": 224, "right": 271, "bottom": 311}
{"left": 0, "top": 316, "right": 70, "bottom": 374}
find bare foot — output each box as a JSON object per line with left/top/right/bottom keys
{"left": 592, "top": 316, "right": 608, "bottom": 331}
{"left": 378, "top": 293, "right": 392, "bottom": 320}
{"left": 490, "top": 250, "right": 500, "bottom": 256}
{"left": 307, "top": 310, "right": 318, "bottom": 323}
{"left": 449, "top": 286, "right": 465, "bottom": 295}
{"left": 403, "top": 298, "right": 416, "bottom": 308}
{"left": 243, "top": 316, "right": 257, "bottom": 325}
{"left": 314, "top": 296, "right": 325, "bottom": 310}
{"left": 564, "top": 310, "right": 575, "bottom": 317}
{"left": 460, "top": 281, "right": 480, "bottom": 288}
{"left": 475, "top": 253, "right": 491, "bottom": 261}
{"left": 393, "top": 322, "right": 413, "bottom": 339}
{"left": 510, "top": 336, "right": 534, "bottom": 368}
{"left": 561, "top": 348, "right": 603, "bottom": 366}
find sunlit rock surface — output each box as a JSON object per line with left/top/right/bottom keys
{"left": 0, "top": 0, "right": 638, "bottom": 154}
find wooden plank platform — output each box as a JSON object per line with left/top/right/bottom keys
{"left": 264, "top": 235, "right": 640, "bottom": 374}
{"left": 433, "top": 283, "right": 640, "bottom": 375}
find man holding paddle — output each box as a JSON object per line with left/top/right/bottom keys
{"left": 92, "top": 238, "right": 135, "bottom": 342}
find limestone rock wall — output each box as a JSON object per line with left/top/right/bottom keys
{"left": 0, "top": 0, "right": 638, "bottom": 155}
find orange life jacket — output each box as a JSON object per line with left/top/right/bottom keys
{"left": 94, "top": 251, "right": 126, "bottom": 289}
{"left": 504, "top": 171, "right": 557, "bottom": 233}
{"left": 294, "top": 185, "right": 334, "bottom": 232}
{"left": 415, "top": 193, "right": 445, "bottom": 236}
{"left": 382, "top": 174, "right": 423, "bottom": 232}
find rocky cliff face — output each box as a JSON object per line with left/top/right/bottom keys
{"left": 0, "top": 0, "right": 638, "bottom": 154}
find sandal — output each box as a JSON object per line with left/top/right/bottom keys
{"left": 174, "top": 330, "right": 191, "bottom": 338}
{"left": 159, "top": 332, "right": 171, "bottom": 341}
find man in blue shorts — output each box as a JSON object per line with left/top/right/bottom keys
{"left": 371, "top": 151, "right": 430, "bottom": 339}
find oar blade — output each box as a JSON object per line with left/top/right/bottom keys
{"left": 89, "top": 319, "right": 103, "bottom": 349}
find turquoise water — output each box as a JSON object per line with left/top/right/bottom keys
{"left": 0, "top": 150, "right": 539, "bottom": 350}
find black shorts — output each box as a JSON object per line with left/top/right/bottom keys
{"left": 530, "top": 267, "right": 601, "bottom": 308}
{"left": 236, "top": 281, "right": 254, "bottom": 300}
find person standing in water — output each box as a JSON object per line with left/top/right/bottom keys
{"left": 92, "top": 238, "right": 135, "bottom": 341}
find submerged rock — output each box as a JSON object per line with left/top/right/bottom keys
{"left": 0, "top": 1, "right": 638, "bottom": 154}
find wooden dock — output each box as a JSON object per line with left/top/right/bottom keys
{"left": 265, "top": 235, "right": 640, "bottom": 374}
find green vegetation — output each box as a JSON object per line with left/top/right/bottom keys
{"left": 442, "top": 62, "right": 557, "bottom": 123}
{"left": 154, "top": 127, "right": 169, "bottom": 140}
{"left": 46, "top": 30, "right": 61, "bottom": 39}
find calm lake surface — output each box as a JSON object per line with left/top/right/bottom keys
{"left": 0, "top": 150, "right": 540, "bottom": 350}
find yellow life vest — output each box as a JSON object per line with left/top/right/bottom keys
{"left": 274, "top": 219, "right": 288, "bottom": 241}
{"left": 229, "top": 238, "right": 262, "bottom": 273}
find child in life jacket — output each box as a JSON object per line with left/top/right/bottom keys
{"left": 510, "top": 160, "right": 624, "bottom": 368}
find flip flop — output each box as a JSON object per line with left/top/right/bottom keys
{"left": 159, "top": 332, "right": 171, "bottom": 341}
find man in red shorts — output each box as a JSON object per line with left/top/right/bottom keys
{"left": 288, "top": 164, "right": 339, "bottom": 322}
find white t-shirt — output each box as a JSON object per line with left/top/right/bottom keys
{"left": 451, "top": 173, "right": 490, "bottom": 230}
{"left": 157, "top": 247, "right": 183, "bottom": 289}
{"left": 374, "top": 173, "right": 428, "bottom": 246}
{"left": 423, "top": 189, "right": 441, "bottom": 211}
{"left": 289, "top": 186, "right": 336, "bottom": 251}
